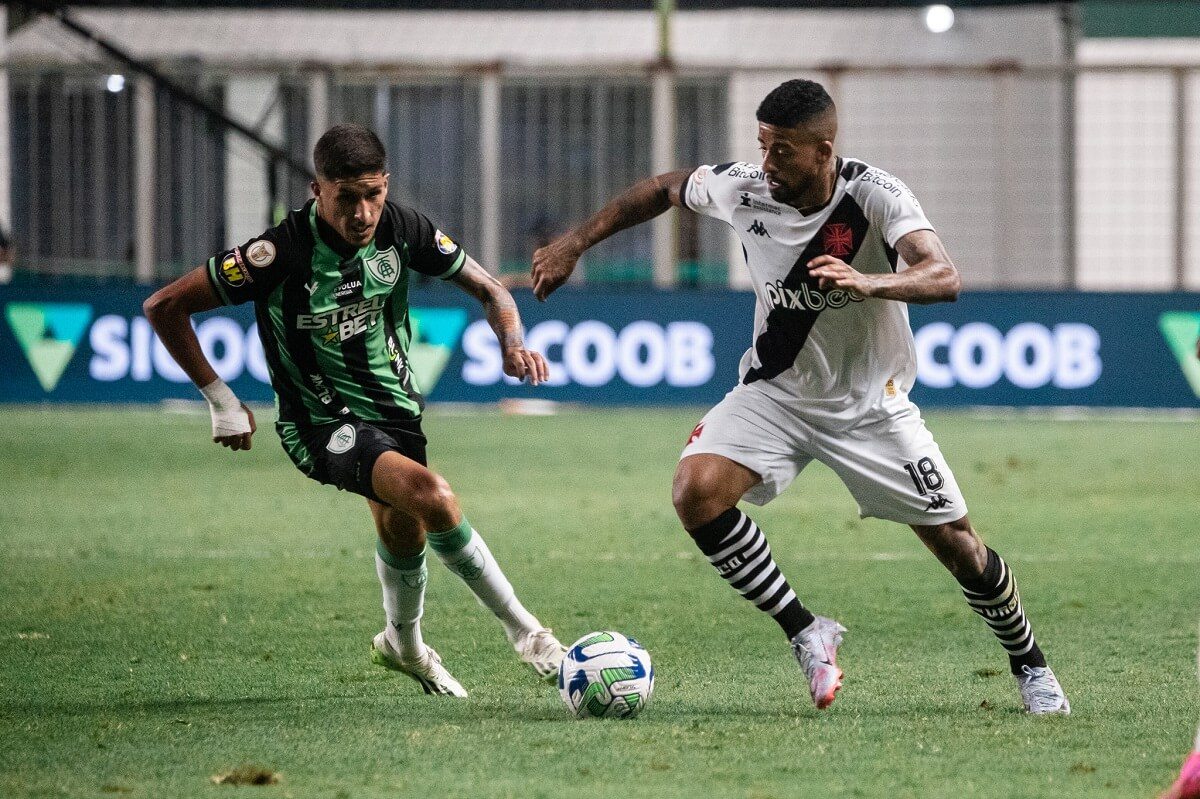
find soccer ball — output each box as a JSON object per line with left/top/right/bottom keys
{"left": 557, "top": 631, "right": 654, "bottom": 719}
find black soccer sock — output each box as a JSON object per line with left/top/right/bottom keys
{"left": 687, "top": 507, "right": 815, "bottom": 640}
{"left": 957, "top": 547, "right": 1047, "bottom": 675}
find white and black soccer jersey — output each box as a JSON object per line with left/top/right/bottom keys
{"left": 682, "top": 158, "right": 933, "bottom": 429}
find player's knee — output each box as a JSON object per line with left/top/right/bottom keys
{"left": 672, "top": 473, "right": 722, "bottom": 529}
{"left": 408, "top": 473, "right": 459, "bottom": 529}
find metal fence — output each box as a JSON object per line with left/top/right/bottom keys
{"left": 5, "top": 63, "right": 1198, "bottom": 291}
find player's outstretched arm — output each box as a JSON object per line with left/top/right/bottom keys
{"left": 531, "top": 168, "right": 694, "bottom": 301}
{"left": 452, "top": 257, "right": 548, "bottom": 385}
{"left": 143, "top": 266, "right": 256, "bottom": 450}
{"left": 807, "top": 229, "right": 961, "bottom": 305}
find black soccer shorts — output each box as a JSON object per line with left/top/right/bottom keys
{"left": 291, "top": 418, "right": 427, "bottom": 503}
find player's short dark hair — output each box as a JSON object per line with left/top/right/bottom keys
{"left": 756, "top": 79, "right": 835, "bottom": 129}
{"left": 313, "top": 124, "right": 387, "bottom": 180}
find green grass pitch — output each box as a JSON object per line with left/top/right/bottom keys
{"left": 0, "top": 406, "right": 1197, "bottom": 798}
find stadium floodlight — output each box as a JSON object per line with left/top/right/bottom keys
{"left": 923, "top": 4, "right": 955, "bottom": 33}
{"left": 105, "top": 74, "right": 126, "bottom": 93}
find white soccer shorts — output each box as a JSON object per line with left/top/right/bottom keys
{"left": 680, "top": 384, "right": 968, "bottom": 526}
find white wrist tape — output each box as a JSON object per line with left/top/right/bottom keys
{"left": 199, "top": 378, "right": 251, "bottom": 438}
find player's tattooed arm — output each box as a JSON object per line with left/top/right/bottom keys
{"left": 531, "top": 168, "right": 694, "bottom": 301}
{"left": 452, "top": 256, "right": 549, "bottom": 385}
{"left": 807, "top": 229, "right": 961, "bottom": 305}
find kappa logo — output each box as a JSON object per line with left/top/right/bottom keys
{"left": 5, "top": 302, "right": 93, "bottom": 392}
{"left": 327, "top": 423, "right": 356, "bottom": 454}
{"left": 1159, "top": 312, "right": 1200, "bottom": 399}
{"left": 822, "top": 223, "right": 855, "bottom": 258}
{"left": 924, "top": 493, "right": 952, "bottom": 512}
{"left": 747, "top": 220, "right": 770, "bottom": 238}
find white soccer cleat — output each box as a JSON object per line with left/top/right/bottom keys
{"left": 371, "top": 632, "right": 468, "bottom": 698}
{"left": 515, "top": 628, "right": 567, "bottom": 682}
{"left": 1016, "top": 665, "right": 1070, "bottom": 715}
{"left": 790, "top": 616, "right": 847, "bottom": 710}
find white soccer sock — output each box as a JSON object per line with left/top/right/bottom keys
{"left": 375, "top": 544, "right": 427, "bottom": 660}
{"left": 428, "top": 519, "right": 541, "bottom": 644}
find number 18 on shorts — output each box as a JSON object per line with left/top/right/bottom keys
{"left": 681, "top": 385, "right": 968, "bottom": 526}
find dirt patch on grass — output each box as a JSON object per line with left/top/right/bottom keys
{"left": 210, "top": 765, "right": 281, "bottom": 786}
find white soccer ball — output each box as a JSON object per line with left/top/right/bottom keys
{"left": 557, "top": 631, "right": 654, "bottom": 719}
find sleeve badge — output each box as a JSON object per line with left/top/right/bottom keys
{"left": 219, "top": 250, "right": 250, "bottom": 287}
{"left": 434, "top": 230, "right": 458, "bottom": 255}
{"left": 245, "top": 239, "right": 277, "bottom": 268}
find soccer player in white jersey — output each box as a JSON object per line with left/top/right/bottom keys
{"left": 532, "top": 79, "right": 1069, "bottom": 714}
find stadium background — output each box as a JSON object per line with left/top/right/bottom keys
{"left": 1, "top": 0, "right": 1199, "bottom": 410}
{"left": 2, "top": 4, "right": 1200, "bottom": 799}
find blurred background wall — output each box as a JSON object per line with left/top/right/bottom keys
{"left": 1, "top": 2, "right": 1197, "bottom": 292}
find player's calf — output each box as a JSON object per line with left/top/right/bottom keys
{"left": 686, "top": 507, "right": 815, "bottom": 638}
{"left": 917, "top": 519, "right": 1069, "bottom": 714}
{"left": 426, "top": 517, "right": 561, "bottom": 678}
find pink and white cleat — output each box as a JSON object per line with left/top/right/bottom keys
{"left": 1161, "top": 751, "right": 1200, "bottom": 799}
{"left": 790, "top": 616, "right": 847, "bottom": 710}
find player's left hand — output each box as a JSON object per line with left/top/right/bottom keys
{"left": 807, "top": 255, "right": 877, "bottom": 297}
{"left": 503, "top": 347, "right": 550, "bottom": 386}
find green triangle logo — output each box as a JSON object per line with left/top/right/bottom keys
{"left": 5, "top": 302, "right": 93, "bottom": 392}
{"left": 408, "top": 307, "right": 469, "bottom": 393}
{"left": 1159, "top": 311, "right": 1200, "bottom": 399}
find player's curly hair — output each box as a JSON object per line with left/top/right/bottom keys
{"left": 314, "top": 124, "right": 387, "bottom": 180}
{"left": 756, "top": 79, "right": 835, "bottom": 128}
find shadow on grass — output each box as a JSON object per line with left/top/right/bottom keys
{"left": 0, "top": 691, "right": 571, "bottom": 722}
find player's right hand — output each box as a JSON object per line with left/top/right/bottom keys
{"left": 212, "top": 402, "right": 256, "bottom": 452}
{"left": 531, "top": 234, "right": 582, "bottom": 301}
{"left": 502, "top": 346, "right": 550, "bottom": 386}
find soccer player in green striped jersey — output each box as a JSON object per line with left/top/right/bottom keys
{"left": 144, "top": 124, "right": 566, "bottom": 697}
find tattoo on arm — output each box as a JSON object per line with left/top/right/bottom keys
{"left": 871, "top": 229, "right": 961, "bottom": 304}
{"left": 896, "top": 229, "right": 952, "bottom": 271}
{"left": 574, "top": 168, "right": 694, "bottom": 251}
{"left": 452, "top": 257, "right": 524, "bottom": 350}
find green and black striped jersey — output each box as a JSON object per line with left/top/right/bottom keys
{"left": 205, "top": 199, "right": 466, "bottom": 428}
